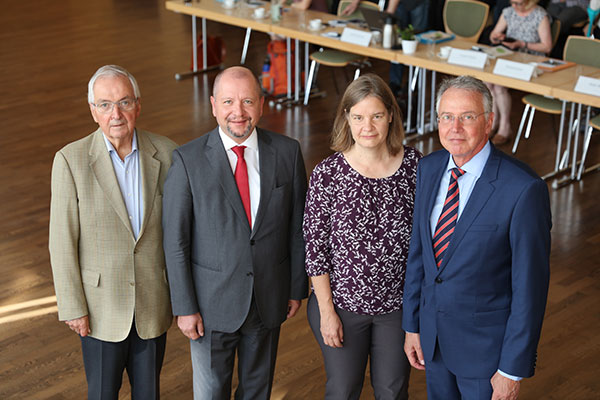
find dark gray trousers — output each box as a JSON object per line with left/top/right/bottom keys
{"left": 80, "top": 324, "right": 167, "bottom": 400}
{"left": 307, "top": 293, "right": 411, "bottom": 400}
{"left": 190, "top": 298, "right": 280, "bottom": 400}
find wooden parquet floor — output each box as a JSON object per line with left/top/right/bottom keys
{"left": 0, "top": 1, "right": 598, "bottom": 399}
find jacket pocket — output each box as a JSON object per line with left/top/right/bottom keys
{"left": 82, "top": 270, "right": 100, "bottom": 287}
{"left": 473, "top": 308, "right": 510, "bottom": 326}
{"left": 469, "top": 224, "right": 498, "bottom": 232}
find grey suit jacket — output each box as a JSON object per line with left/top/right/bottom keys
{"left": 49, "top": 128, "right": 177, "bottom": 342}
{"left": 162, "top": 128, "right": 308, "bottom": 332}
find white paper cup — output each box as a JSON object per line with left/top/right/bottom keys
{"left": 224, "top": 0, "right": 235, "bottom": 7}
{"left": 440, "top": 46, "right": 452, "bottom": 58}
{"left": 309, "top": 19, "right": 322, "bottom": 30}
{"left": 254, "top": 7, "right": 265, "bottom": 18}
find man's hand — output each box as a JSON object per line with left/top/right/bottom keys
{"left": 177, "top": 313, "right": 205, "bottom": 340}
{"left": 320, "top": 308, "right": 344, "bottom": 348}
{"left": 491, "top": 372, "right": 520, "bottom": 400}
{"left": 404, "top": 332, "right": 425, "bottom": 370}
{"left": 65, "top": 315, "right": 91, "bottom": 337}
{"left": 287, "top": 299, "right": 301, "bottom": 319}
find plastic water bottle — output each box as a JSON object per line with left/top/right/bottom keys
{"left": 383, "top": 16, "right": 394, "bottom": 49}
{"left": 271, "top": 0, "right": 281, "bottom": 22}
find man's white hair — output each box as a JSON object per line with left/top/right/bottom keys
{"left": 87, "top": 65, "right": 140, "bottom": 104}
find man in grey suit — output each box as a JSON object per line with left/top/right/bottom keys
{"left": 163, "top": 66, "right": 308, "bottom": 399}
{"left": 49, "top": 65, "right": 177, "bottom": 399}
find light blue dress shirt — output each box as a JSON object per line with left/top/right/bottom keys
{"left": 428, "top": 141, "right": 522, "bottom": 382}
{"left": 102, "top": 131, "right": 143, "bottom": 239}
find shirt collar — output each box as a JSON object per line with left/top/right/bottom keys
{"left": 102, "top": 129, "right": 138, "bottom": 156}
{"left": 218, "top": 127, "right": 258, "bottom": 152}
{"left": 446, "top": 140, "right": 491, "bottom": 179}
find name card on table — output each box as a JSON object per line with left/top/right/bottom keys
{"left": 574, "top": 76, "right": 600, "bottom": 97}
{"left": 340, "top": 27, "right": 372, "bottom": 47}
{"left": 493, "top": 58, "right": 535, "bottom": 81}
{"left": 447, "top": 48, "right": 488, "bottom": 69}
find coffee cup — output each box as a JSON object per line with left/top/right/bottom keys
{"left": 253, "top": 7, "right": 265, "bottom": 18}
{"left": 440, "top": 46, "right": 452, "bottom": 58}
{"left": 224, "top": 0, "right": 235, "bottom": 8}
{"left": 309, "top": 19, "right": 322, "bottom": 30}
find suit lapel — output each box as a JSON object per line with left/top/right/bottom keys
{"left": 88, "top": 129, "right": 135, "bottom": 238}
{"left": 251, "top": 129, "right": 275, "bottom": 238}
{"left": 423, "top": 153, "right": 449, "bottom": 270}
{"left": 205, "top": 129, "right": 252, "bottom": 234}
{"left": 438, "top": 147, "right": 500, "bottom": 272}
{"left": 137, "top": 130, "right": 160, "bottom": 240}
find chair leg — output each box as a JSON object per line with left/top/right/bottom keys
{"left": 577, "top": 125, "right": 594, "bottom": 180}
{"left": 524, "top": 107, "right": 536, "bottom": 139}
{"left": 304, "top": 60, "right": 317, "bottom": 106}
{"left": 513, "top": 104, "right": 531, "bottom": 154}
{"left": 240, "top": 27, "right": 252, "bottom": 64}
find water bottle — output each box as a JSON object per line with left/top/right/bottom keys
{"left": 383, "top": 16, "right": 394, "bottom": 49}
{"left": 271, "top": 0, "right": 281, "bottom": 22}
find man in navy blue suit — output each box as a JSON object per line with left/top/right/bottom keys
{"left": 402, "top": 76, "right": 551, "bottom": 400}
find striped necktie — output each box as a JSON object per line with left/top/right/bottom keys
{"left": 432, "top": 167, "right": 465, "bottom": 268}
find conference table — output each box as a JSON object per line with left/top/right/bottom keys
{"left": 166, "top": 0, "right": 600, "bottom": 185}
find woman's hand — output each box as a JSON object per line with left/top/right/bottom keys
{"left": 490, "top": 32, "right": 505, "bottom": 45}
{"left": 502, "top": 39, "right": 523, "bottom": 50}
{"left": 320, "top": 307, "right": 344, "bottom": 348}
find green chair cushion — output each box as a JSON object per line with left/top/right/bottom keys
{"left": 522, "top": 94, "right": 563, "bottom": 114}
{"left": 310, "top": 49, "right": 363, "bottom": 66}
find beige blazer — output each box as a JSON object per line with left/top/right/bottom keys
{"left": 49, "top": 128, "right": 177, "bottom": 342}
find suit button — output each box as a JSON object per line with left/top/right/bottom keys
{"left": 250, "top": 240, "right": 255, "bottom": 246}
{"left": 246, "top": 272, "right": 253, "bottom": 277}
{"left": 129, "top": 282, "right": 135, "bottom": 286}
{"left": 435, "top": 277, "right": 443, "bottom": 284}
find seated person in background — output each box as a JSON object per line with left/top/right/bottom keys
{"left": 547, "top": 0, "right": 589, "bottom": 35}
{"left": 487, "top": 0, "right": 552, "bottom": 145}
{"left": 547, "top": 0, "right": 589, "bottom": 57}
{"left": 291, "top": 0, "right": 330, "bottom": 13}
{"left": 387, "top": 0, "right": 431, "bottom": 97}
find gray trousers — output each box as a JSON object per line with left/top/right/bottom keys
{"left": 190, "top": 298, "right": 280, "bottom": 400}
{"left": 307, "top": 293, "right": 411, "bottom": 400}
{"left": 80, "top": 324, "right": 167, "bottom": 400}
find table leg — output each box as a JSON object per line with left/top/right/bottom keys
{"left": 175, "top": 16, "right": 221, "bottom": 80}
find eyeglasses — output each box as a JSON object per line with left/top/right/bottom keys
{"left": 437, "top": 112, "right": 487, "bottom": 126}
{"left": 91, "top": 98, "right": 138, "bottom": 114}
{"left": 510, "top": 1, "right": 525, "bottom": 6}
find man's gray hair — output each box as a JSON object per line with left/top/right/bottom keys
{"left": 435, "top": 75, "right": 493, "bottom": 115}
{"left": 87, "top": 65, "right": 141, "bottom": 104}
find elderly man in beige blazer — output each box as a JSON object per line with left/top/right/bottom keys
{"left": 49, "top": 65, "right": 177, "bottom": 400}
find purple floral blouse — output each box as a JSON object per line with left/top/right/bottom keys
{"left": 303, "top": 146, "right": 422, "bottom": 315}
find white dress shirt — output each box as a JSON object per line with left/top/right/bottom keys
{"left": 218, "top": 128, "right": 261, "bottom": 227}
{"left": 103, "top": 130, "right": 143, "bottom": 238}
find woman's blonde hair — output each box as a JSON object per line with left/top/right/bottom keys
{"left": 331, "top": 74, "right": 404, "bottom": 155}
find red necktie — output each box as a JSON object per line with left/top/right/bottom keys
{"left": 432, "top": 167, "right": 465, "bottom": 268}
{"left": 232, "top": 146, "right": 251, "bottom": 227}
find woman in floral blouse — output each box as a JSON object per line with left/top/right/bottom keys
{"left": 303, "top": 74, "right": 422, "bottom": 399}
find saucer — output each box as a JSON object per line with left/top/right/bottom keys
{"left": 437, "top": 52, "right": 449, "bottom": 60}
{"left": 307, "top": 25, "right": 325, "bottom": 32}
{"left": 252, "top": 12, "right": 270, "bottom": 19}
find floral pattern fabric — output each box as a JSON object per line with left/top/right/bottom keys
{"left": 503, "top": 5, "right": 549, "bottom": 56}
{"left": 303, "top": 146, "right": 421, "bottom": 315}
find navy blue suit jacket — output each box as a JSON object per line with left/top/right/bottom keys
{"left": 402, "top": 144, "right": 551, "bottom": 379}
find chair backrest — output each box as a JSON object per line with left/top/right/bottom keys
{"left": 338, "top": 0, "right": 379, "bottom": 19}
{"left": 564, "top": 36, "right": 600, "bottom": 67}
{"left": 550, "top": 19, "right": 561, "bottom": 49}
{"left": 443, "top": 0, "right": 490, "bottom": 42}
